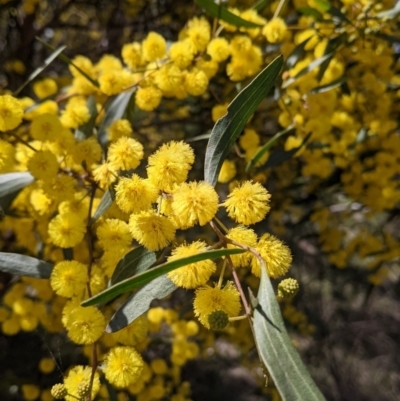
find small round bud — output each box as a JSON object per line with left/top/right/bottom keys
{"left": 277, "top": 278, "right": 299, "bottom": 299}
{"left": 51, "top": 383, "right": 67, "bottom": 399}
{"left": 77, "top": 381, "right": 90, "bottom": 399}
{"left": 208, "top": 310, "right": 229, "bottom": 330}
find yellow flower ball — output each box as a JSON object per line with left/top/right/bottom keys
{"left": 142, "top": 32, "right": 166, "bottom": 62}
{"left": 50, "top": 260, "right": 88, "bottom": 298}
{"left": 64, "top": 365, "right": 100, "bottom": 401}
{"left": 27, "top": 150, "right": 59, "bottom": 180}
{"left": 262, "top": 18, "right": 287, "bottom": 43}
{"left": 108, "top": 136, "right": 144, "bottom": 171}
{"left": 48, "top": 213, "right": 86, "bottom": 248}
{"left": 135, "top": 86, "right": 162, "bottom": 111}
{"left": 0, "top": 95, "right": 23, "bottom": 131}
{"left": 30, "top": 113, "right": 62, "bottom": 141}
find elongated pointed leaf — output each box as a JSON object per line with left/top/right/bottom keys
{"left": 0, "top": 172, "right": 34, "bottom": 198}
{"left": 111, "top": 246, "right": 157, "bottom": 285}
{"left": 187, "top": 132, "right": 211, "bottom": 142}
{"left": 75, "top": 96, "right": 98, "bottom": 140}
{"left": 253, "top": 0, "right": 272, "bottom": 12}
{"left": 195, "top": 0, "right": 263, "bottom": 28}
{"left": 0, "top": 253, "right": 53, "bottom": 279}
{"left": 204, "top": 56, "right": 283, "bottom": 186}
{"left": 298, "top": 7, "right": 323, "bottom": 20}
{"left": 316, "top": 34, "right": 347, "bottom": 81}
{"left": 308, "top": 76, "right": 346, "bottom": 94}
{"left": 107, "top": 275, "right": 177, "bottom": 332}
{"left": 91, "top": 188, "right": 115, "bottom": 223}
{"left": 254, "top": 267, "right": 326, "bottom": 401}
{"left": 246, "top": 125, "right": 295, "bottom": 172}
{"left": 98, "top": 89, "right": 136, "bottom": 147}
{"left": 285, "top": 37, "right": 311, "bottom": 70}
{"left": 82, "top": 248, "right": 245, "bottom": 306}
{"left": 13, "top": 46, "right": 67, "bottom": 96}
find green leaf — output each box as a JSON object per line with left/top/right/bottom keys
{"left": 91, "top": 188, "right": 115, "bottom": 224}
{"left": 0, "top": 172, "right": 34, "bottom": 198}
{"left": 82, "top": 248, "right": 245, "bottom": 306}
{"left": 314, "top": 0, "right": 330, "bottom": 12}
{"left": 327, "top": 5, "right": 350, "bottom": 23}
{"left": 186, "top": 132, "right": 212, "bottom": 142}
{"left": 298, "top": 6, "right": 323, "bottom": 20}
{"left": 98, "top": 89, "right": 136, "bottom": 147}
{"left": 264, "top": 132, "right": 311, "bottom": 169}
{"left": 194, "top": 0, "right": 263, "bottom": 28}
{"left": 253, "top": 267, "right": 326, "bottom": 401}
{"left": 308, "top": 76, "right": 346, "bottom": 94}
{"left": 13, "top": 46, "right": 67, "bottom": 96}
{"left": 111, "top": 246, "right": 157, "bottom": 285}
{"left": 0, "top": 252, "right": 53, "bottom": 279}
{"left": 246, "top": 125, "right": 295, "bottom": 172}
{"left": 285, "top": 37, "right": 312, "bottom": 70}
{"left": 253, "top": 0, "right": 272, "bottom": 12}
{"left": 74, "top": 96, "right": 98, "bottom": 140}
{"left": 107, "top": 275, "right": 177, "bottom": 332}
{"left": 204, "top": 56, "right": 283, "bottom": 186}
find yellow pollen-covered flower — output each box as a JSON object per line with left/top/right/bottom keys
{"left": 103, "top": 346, "right": 144, "bottom": 388}
{"left": 207, "top": 37, "right": 231, "bottom": 62}
{"left": 27, "top": 150, "right": 59, "bottom": 180}
{"left": 108, "top": 136, "right": 144, "bottom": 170}
{"left": 50, "top": 260, "right": 88, "bottom": 298}
{"left": 33, "top": 78, "right": 57, "bottom": 99}
{"left": 60, "top": 97, "right": 91, "bottom": 129}
{"left": 92, "top": 162, "right": 117, "bottom": 188}
{"left": 107, "top": 118, "right": 133, "bottom": 142}
{"left": 263, "top": 18, "right": 287, "bottom": 43}
{"left": 73, "top": 136, "right": 102, "bottom": 166}
{"left": 111, "top": 314, "right": 148, "bottom": 346}
{"left": 63, "top": 365, "right": 100, "bottom": 401}
{"left": 193, "top": 282, "right": 241, "bottom": 329}
{"left": 129, "top": 209, "right": 176, "bottom": 251}
{"left": 218, "top": 160, "right": 236, "bottom": 183}
{"left": 30, "top": 113, "right": 62, "bottom": 141}
{"left": 142, "top": 32, "right": 166, "bottom": 62}
{"left": 115, "top": 174, "right": 158, "bottom": 214}
{"left": 135, "top": 86, "right": 162, "bottom": 111}
{"left": 42, "top": 175, "right": 76, "bottom": 202}
{"left": 167, "top": 241, "right": 217, "bottom": 289}
{"left": 169, "top": 40, "right": 196, "bottom": 69}
{"left": 0, "top": 95, "right": 23, "bottom": 131}
{"left": 99, "top": 69, "right": 135, "bottom": 96}
{"left": 186, "top": 16, "right": 211, "bottom": 52}
{"left": 147, "top": 141, "right": 195, "bottom": 192}
{"left": 171, "top": 181, "right": 219, "bottom": 227}
{"left": 184, "top": 68, "right": 209, "bottom": 96}
{"left": 64, "top": 306, "right": 105, "bottom": 344}
{"left": 97, "top": 218, "right": 132, "bottom": 250}
{"left": 226, "top": 226, "right": 257, "bottom": 268}
{"left": 251, "top": 233, "right": 292, "bottom": 278}
{"left": 224, "top": 181, "right": 271, "bottom": 225}
{"left": 122, "top": 42, "right": 143, "bottom": 70}
{"left": 48, "top": 213, "right": 86, "bottom": 248}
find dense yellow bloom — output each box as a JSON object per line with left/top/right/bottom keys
{"left": 92, "top": 162, "right": 117, "bottom": 188}
{"left": 33, "top": 78, "right": 57, "bottom": 99}
{"left": 169, "top": 40, "right": 196, "bottom": 69}
{"left": 129, "top": 210, "right": 175, "bottom": 251}
{"left": 226, "top": 226, "right": 257, "bottom": 268}
{"left": 218, "top": 160, "right": 236, "bottom": 183}
{"left": 135, "top": 86, "right": 162, "bottom": 111}
{"left": 73, "top": 136, "right": 102, "bottom": 165}
{"left": 30, "top": 113, "right": 62, "bottom": 141}
{"left": 122, "top": 42, "right": 143, "bottom": 70}
{"left": 167, "top": 241, "right": 217, "bottom": 289}
{"left": 224, "top": 181, "right": 271, "bottom": 225}
{"left": 171, "top": 181, "right": 219, "bottom": 227}
{"left": 154, "top": 64, "right": 183, "bottom": 94}
{"left": 64, "top": 306, "right": 105, "bottom": 344}
{"left": 186, "top": 17, "right": 211, "bottom": 52}
{"left": 147, "top": 141, "right": 194, "bottom": 192}
{"left": 251, "top": 233, "right": 292, "bottom": 278}
{"left": 42, "top": 175, "right": 76, "bottom": 202}
{"left": 50, "top": 261, "right": 88, "bottom": 298}
{"left": 142, "top": 32, "right": 166, "bottom": 62}
{"left": 184, "top": 69, "right": 209, "bottom": 96}
{"left": 48, "top": 213, "right": 86, "bottom": 248}
{"left": 0, "top": 95, "right": 23, "bottom": 131}
{"left": 103, "top": 346, "right": 144, "bottom": 388}
{"left": 115, "top": 174, "right": 158, "bottom": 214}
{"left": 97, "top": 219, "right": 132, "bottom": 250}
{"left": 108, "top": 136, "right": 144, "bottom": 170}
{"left": 193, "top": 282, "right": 241, "bottom": 329}
{"left": 107, "top": 118, "right": 133, "bottom": 141}
{"left": 64, "top": 365, "right": 100, "bottom": 401}
{"left": 27, "top": 150, "right": 58, "bottom": 180}
{"left": 263, "top": 18, "right": 287, "bottom": 43}
{"left": 99, "top": 69, "right": 135, "bottom": 96}
{"left": 60, "top": 97, "right": 90, "bottom": 129}
{"left": 207, "top": 38, "right": 231, "bottom": 62}
{"left": 0, "top": 139, "right": 15, "bottom": 172}
{"left": 239, "top": 128, "right": 260, "bottom": 150}
{"left": 112, "top": 314, "right": 148, "bottom": 346}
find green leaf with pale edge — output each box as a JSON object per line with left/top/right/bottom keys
{"left": 253, "top": 0, "right": 272, "bottom": 12}
{"left": 74, "top": 96, "right": 98, "bottom": 140}
{"left": 0, "top": 253, "right": 53, "bottom": 279}
{"left": 246, "top": 125, "right": 295, "bottom": 172}
{"left": 82, "top": 248, "right": 244, "bottom": 306}
{"left": 111, "top": 246, "right": 157, "bottom": 285}
{"left": 308, "top": 76, "right": 346, "bottom": 94}
{"left": 91, "top": 188, "right": 115, "bottom": 223}
{"left": 195, "top": 0, "right": 263, "bottom": 28}
{"left": 107, "top": 275, "right": 177, "bottom": 332}
{"left": 285, "top": 37, "right": 311, "bottom": 70}
{"left": 98, "top": 89, "right": 136, "bottom": 147}
{"left": 254, "top": 267, "right": 326, "bottom": 401}
{"left": 13, "top": 46, "right": 67, "bottom": 96}
{"left": 0, "top": 172, "right": 34, "bottom": 198}
{"left": 204, "top": 56, "right": 283, "bottom": 186}
{"left": 187, "top": 132, "right": 211, "bottom": 142}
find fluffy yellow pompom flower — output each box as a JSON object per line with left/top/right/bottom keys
{"left": 207, "top": 37, "right": 231, "bottom": 62}
{"left": 167, "top": 241, "right": 217, "bottom": 289}
{"left": 226, "top": 226, "right": 257, "bottom": 268}
{"left": 60, "top": 97, "right": 90, "bottom": 129}
{"left": 21, "top": 384, "right": 40, "bottom": 401}
{"left": 142, "top": 32, "right": 166, "bottom": 62}
{"left": 262, "top": 18, "right": 287, "bottom": 43}
{"left": 251, "top": 233, "right": 292, "bottom": 278}
{"left": 99, "top": 69, "right": 135, "bottom": 96}
{"left": 50, "top": 261, "right": 88, "bottom": 298}
{"left": 33, "top": 78, "right": 57, "bottom": 99}
{"left": 92, "top": 162, "right": 117, "bottom": 188}
{"left": 135, "top": 86, "right": 162, "bottom": 111}
{"left": 169, "top": 40, "right": 196, "bottom": 69}
{"left": 171, "top": 181, "right": 219, "bottom": 227}
{"left": 48, "top": 213, "right": 86, "bottom": 248}
{"left": 97, "top": 218, "right": 132, "bottom": 250}
{"left": 30, "top": 113, "right": 62, "bottom": 141}
{"left": 115, "top": 175, "right": 158, "bottom": 214}
{"left": 218, "top": 160, "right": 236, "bottom": 183}
{"left": 122, "top": 42, "right": 143, "bottom": 70}
{"left": 184, "top": 69, "right": 209, "bottom": 96}
{"left": 73, "top": 137, "right": 102, "bottom": 165}
{"left": 186, "top": 17, "right": 211, "bottom": 52}
{"left": 103, "top": 346, "right": 144, "bottom": 388}
{"left": 108, "top": 136, "right": 144, "bottom": 170}
{"left": 193, "top": 282, "right": 241, "bottom": 329}
{"left": 147, "top": 141, "right": 194, "bottom": 192}
{"left": 27, "top": 150, "right": 58, "bottom": 180}
{"left": 107, "top": 119, "right": 133, "bottom": 142}
{"left": 64, "top": 365, "right": 100, "bottom": 401}
{"left": 129, "top": 210, "right": 176, "bottom": 251}
{"left": 223, "top": 181, "right": 271, "bottom": 225}
{"left": 0, "top": 95, "right": 23, "bottom": 131}
{"left": 111, "top": 314, "right": 148, "bottom": 346}
{"left": 0, "top": 139, "right": 15, "bottom": 172}
{"left": 64, "top": 306, "right": 105, "bottom": 344}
